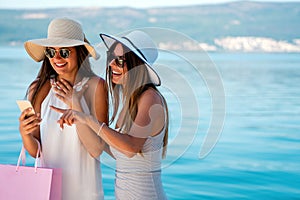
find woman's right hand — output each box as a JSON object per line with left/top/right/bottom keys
{"left": 52, "top": 78, "right": 88, "bottom": 110}
{"left": 19, "top": 107, "right": 41, "bottom": 137}
{"left": 50, "top": 106, "right": 89, "bottom": 129}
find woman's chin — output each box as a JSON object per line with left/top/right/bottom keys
{"left": 112, "top": 76, "right": 125, "bottom": 85}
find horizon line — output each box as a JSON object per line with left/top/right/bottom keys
{"left": 0, "top": 1, "right": 299, "bottom": 10}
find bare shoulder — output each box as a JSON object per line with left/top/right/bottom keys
{"left": 86, "top": 76, "right": 108, "bottom": 123}
{"left": 139, "top": 88, "right": 163, "bottom": 107}
{"left": 136, "top": 88, "right": 166, "bottom": 137}
{"left": 85, "top": 76, "right": 108, "bottom": 101}
{"left": 86, "top": 76, "right": 107, "bottom": 93}
{"left": 88, "top": 76, "right": 106, "bottom": 87}
{"left": 31, "top": 79, "right": 51, "bottom": 112}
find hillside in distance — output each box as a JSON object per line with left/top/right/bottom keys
{"left": 1, "top": 1, "right": 299, "bottom": 52}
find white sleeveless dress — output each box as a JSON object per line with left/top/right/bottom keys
{"left": 110, "top": 112, "right": 168, "bottom": 199}
{"left": 40, "top": 78, "right": 104, "bottom": 200}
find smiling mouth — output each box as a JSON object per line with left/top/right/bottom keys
{"left": 55, "top": 63, "right": 67, "bottom": 68}
{"left": 112, "top": 71, "right": 122, "bottom": 76}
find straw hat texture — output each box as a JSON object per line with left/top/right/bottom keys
{"left": 24, "top": 18, "right": 99, "bottom": 62}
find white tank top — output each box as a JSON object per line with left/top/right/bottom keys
{"left": 110, "top": 92, "right": 168, "bottom": 200}
{"left": 40, "top": 78, "right": 104, "bottom": 200}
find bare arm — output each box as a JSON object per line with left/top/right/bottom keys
{"left": 52, "top": 89, "right": 165, "bottom": 158}
{"left": 97, "top": 89, "right": 165, "bottom": 157}
{"left": 55, "top": 77, "right": 109, "bottom": 158}
{"left": 19, "top": 80, "right": 48, "bottom": 158}
{"left": 19, "top": 108, "right": 41, "bottom": 157}
{"left": 76, "top": 77, "right": 108, "bottom": 158}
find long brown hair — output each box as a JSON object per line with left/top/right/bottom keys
{"left": 106, "top": 42, "right": 168, "bottom": 158}
{"left": 27, "top": 44, "right": 96, "bottom": 106}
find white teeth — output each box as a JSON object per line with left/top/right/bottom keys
{"left": 56, "top": 63, "right": 66, "bottom": 67}
{"left": 112, "top": 71, "right": 121, "bottom": 75}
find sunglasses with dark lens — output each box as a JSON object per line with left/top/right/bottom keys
{"left": 107, "top": 51, "right": 126, "bottom": 68}
{"left": 44, "top": 48, "right": 71, "bottom": 59}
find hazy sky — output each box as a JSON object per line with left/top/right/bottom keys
{"left": 1, "top": 0, "right": 300, "bottom": 9}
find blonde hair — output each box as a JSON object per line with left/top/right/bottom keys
{"left": 106, "top": 43, "right": 168, "bottom": 158}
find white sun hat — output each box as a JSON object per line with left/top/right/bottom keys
{"left": 24, "top": 18, "right": 99, "bottom": 62}
{"left": 99, "top": 30, "right": 161, "bottom": 86}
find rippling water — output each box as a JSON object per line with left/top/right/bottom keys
{"left": 0, "top": 46, "right": 299, "bottom": 199}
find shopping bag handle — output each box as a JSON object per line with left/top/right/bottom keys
{"left": 16, "top": 138, "right": 44, "bottom": 173}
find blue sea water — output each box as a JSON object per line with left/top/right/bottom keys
{"left": 0, "top": 46, "right": 300, "bottom": 199}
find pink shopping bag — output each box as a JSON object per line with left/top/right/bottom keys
{"left": 0, "top": 141, "right": 62, "bottom": 200}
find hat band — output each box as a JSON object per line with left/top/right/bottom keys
{"left": 122, "top": 36, "right": 148, "bottom": 61}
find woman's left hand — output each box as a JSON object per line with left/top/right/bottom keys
{"left": 50, "top": 106, "right": 88, "bottom": 129}
{"left": 52, "top": 78, "right": 87, "bottom": 109}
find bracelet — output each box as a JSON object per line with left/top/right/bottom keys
{"left": 97, "top": 122, "right": 105, "bottom": 137}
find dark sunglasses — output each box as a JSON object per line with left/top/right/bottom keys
{"left": 44, "top": 48, "right": 71, "bottom": 59}
{"left": 107, "top": 51, "right": 126, "bottom": 68}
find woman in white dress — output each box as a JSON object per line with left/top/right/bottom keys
{"left": 52, "top": 30, "right": 168, "bottom": 199}
{"left": 18, "top": 18, "right": 108, "bottom": 200}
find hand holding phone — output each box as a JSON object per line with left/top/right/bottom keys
{"left": 16, "top": 100, "right": 35, "bottom": 117}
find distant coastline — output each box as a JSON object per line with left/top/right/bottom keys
{"left": 8, "top": 37, "right": 300, "bottom": 53}
{"left": 158, "top": 37, "right": 300, "bottom": 52}
{"left": 1, "top": 1, "right": 300, "bottom": 52}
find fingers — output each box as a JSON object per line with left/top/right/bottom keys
{"left": 21, "top": 114, "right": 40, "bottom": 127}
{"left": 53, "top": 86, "right": 66, "bottom": 95}
{"left": 64, "top": 110, "right": 75, "bottom": 126}
{"left": 52, "top": 106, "right": 74, "bottom": 128}
{"left": 76, "top": 84, "right": 88, "bottom": 98}
{"left": 51, "top": 105, "right": 74, "bottom": 128}
{"left": 22, "top": 118, "right": 40, "bottom": 132}
{"left": 19, "top": 107, "right": 34, "bottom": 121}
{"left": 53, "top": 78, "right": 86, "bottom": 108}
{"left": 56, "top": 79, "right": 72, "bottom": 94}
{"left": 50, "top": 105, "right": 67, "bottom": 113}
{"left": 41, "top": 105, "right": 84, "bottom": 130}
{"left": 19, "top": 113, "right": 41, "bottom": 136}
{"left": 52, "top": 84, "right": 69, "bottom": 106}
{"left": 52, "top": 79, "right": 72, "bottom": 99}
{"left": 54, "top": 93, "right": 67, "bottom": 104}
{"left": 58, "top": 118, "right": 64, "bottom": 129}
{"left": 55, "top": 109, "right": 76, "bottom": 129}
{"left": 50, "top": 105, "right": 76, "bottom": 129}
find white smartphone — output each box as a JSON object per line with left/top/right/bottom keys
{"left": 16, "top": 100, "right": 35, "bottom": 117}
